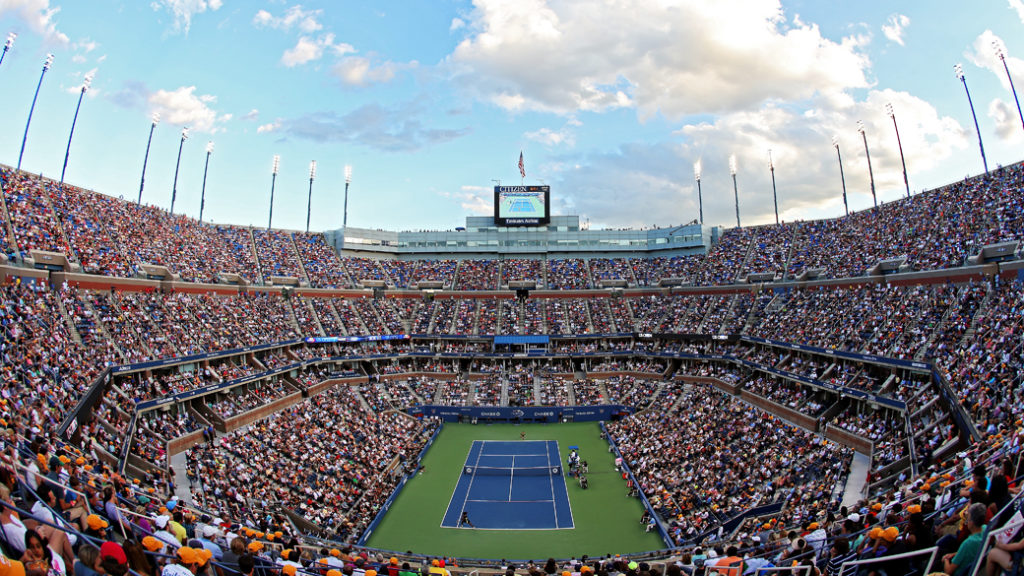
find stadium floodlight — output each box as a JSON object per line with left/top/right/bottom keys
{"left": 992, "top": 41, "right": 1024, "bottom": 135}
{"left": 306, "top": 160, "right": 317, "bottom": 234}
{"left": 138, "top": 113, "right": 160, "bottom": 204}
{"left": 268, "top": 155, "right": 280, "bottom": 230}
{"left": 886, "top": 103, "right": 911, "bottom": 198}
{"left": 833, "top": 136, "right": 849, "bottom": 216}
{"left": 729, "top": 154, "right": 740, "bottom": 228}
{"left": 693, "top": 161, "right": 703, "bottom": 225}
{"left": 0, "top": 32, "right": 15, "bottom": 68}
{"left": 198, "top": 141, "right": 213, "bottom": 222}
{"left": 768, "top": 149, "right": 779, "bottom": 225}
{"left": 954, "top": 63, "right": 988, "bottom": 175}
{"left": 857, "top": 120, "right": 878, "bottom": 208}
{"left": 17, "top": 53, "right": 54, "bottom": 171}
{"left": 170, "top": 126, "right": 189, "bottom": 215}
{"left": 60, "top": 71, "right": 95, "bottom": 187}
{"left": 343, "top": 164, "right": 352, "bottom": 230}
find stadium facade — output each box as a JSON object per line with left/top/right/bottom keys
{"left": 324, "top": 215, "right": 717, "bottom": 259}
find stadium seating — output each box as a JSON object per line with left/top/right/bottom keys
{"left": 2, "top": 162, "right": 1024, "bottom": 575}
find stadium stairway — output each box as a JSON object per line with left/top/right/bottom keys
{"left": 841, "top": 451, "right": 871, "bottom": 509}
{"left": 170, "top": 449, "right": 194, "bottom": 505}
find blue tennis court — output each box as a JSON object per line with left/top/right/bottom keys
{"left": 441, "top": 440, "right": 574, "bottom": 530}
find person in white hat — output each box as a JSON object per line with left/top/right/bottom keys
{"left": 153, "top": 515, "right": 180, "bottom": 549}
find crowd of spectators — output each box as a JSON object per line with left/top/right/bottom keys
{"left": 608, "top": 385, "right": 854, "bottom": 544}
{"left": 4, "top": 165, "right": 1023, "bottom": 291}
{"left": 186, "top": 384, "right": 437, "bottom": 540}
{"left": 4, "top": 161, "right": 1024, "bottom": 572}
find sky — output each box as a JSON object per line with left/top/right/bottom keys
{"left": 0, "top": 0, "right": 1021, "bottom": 233}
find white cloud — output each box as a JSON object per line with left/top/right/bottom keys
{"left": 150, "top": 0, "right": 222, "bottom": 35}
{"left": 524, "top": 118, "right": 580, "bottom": 147}
{"left": 148, "top": 86, "right": 226, "bottom": 133}
{"left": 449, "top": 0, "right": 870, "bottom": 118}
{"left": 0, "top": 0, "right": 69, "bottom": 44}
{"left": 242, "top": 108, "right": 259, "bottom": 121}
{"left": 450, "top": 17, "right": 465, "bottom": 31}
{"left": 282, "top": 33, "right": 354, "bottom": 67}
{"left": 333, "top": 56, "right": 413, "bottom": 86}
{"left": 73, "top": 38, "right": 98, "bottom": 53}
{"left": 881, "top": 14, "right": 909, "bottom": 46}
{"left": 253, "top": 5, "right": 323, "bottom": 33}
{"left": 257, "top": 121, "right": 279, "bottom": 133}
{"left": 70, "top": 37, "right": 98, "bottom": 64}
{"left": 1010, "top": 0, "right": 1024, "bottom": 23}
{"left": 439, "top": 186, "right": 493, "bottom": 215}
{"left": 988, "top": 98, "right": 1024, "bottom": 142}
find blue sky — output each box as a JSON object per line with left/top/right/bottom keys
{"left": 0, "top": 0, "right": 1021, "bottom": 233}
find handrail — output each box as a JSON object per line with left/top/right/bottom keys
{"left": 838, "top": 545, "right": 938, "bottom": 576}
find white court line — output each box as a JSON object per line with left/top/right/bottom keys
{"left": 474, "top": 453, "right": 547, "bottom": 457}
{"left": 438, "top": 439, "right": 477, "bottom": 528}
{"left": 443, "top": 440, "right": 485, "bottom": 528}
{"left": 553, "top": 440, "right": 575, "bottom": 529}
{"left": 465, "top": 499, "right": 555, "bottom": 503}
{"left": 509, "top": 455, "right": 515, "bottom": 501}
{"left": 547, "top": 440, "right": 558, "bottom": 528}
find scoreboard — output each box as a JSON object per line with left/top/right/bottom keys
{"left": 494, "top": 185, "right": 551, "bottom": 226}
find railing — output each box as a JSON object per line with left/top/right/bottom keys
{"left": 839, "top": 546, "right": 939, "bottom": 576}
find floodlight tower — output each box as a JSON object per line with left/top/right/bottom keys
{"left": 992, "top": 41, "right": 1024, "bottom": 134}
{"left": 832, "top": 136, "right": 849, "bottom": 216}
{"left": 768, "top": 149, "right": 779, "bottom": 224}
{"left": 198, "top": 142, "right": 213, "bottom": 221}
{"left": 857, "top": 120, "right": 878, "bottom": 208}
{"left": 693, "top": 161, "right": 704, "bottom": 225}
{"left": 170, "top": 126, "right": 189, "bottom": 215}
{"left": 886, "top": 103, "right": 911, "bottom": 198}
{"left": 343, "top": 165, "right": 352, "bottom": 230}
{"left": 138, "top": 113, "right": 160, "bottom": 204}
{"left": 268, "top": 155, "right": 280, "bottom": 229}
{"left": 954, "top": 63, "right": 988, "bottom": 175}
{"left": 306, "top": 160, "right": 316, "bottom": 233}
{"left": 729, "top": 154, "right": 740, "bottom": 228}
{"left": 60, "top": 71, "right": 94, "bottom": 186}
{"left": 17, "top": 53, "right": 54, "bottom": 170}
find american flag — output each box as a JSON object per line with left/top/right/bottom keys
{"left": 518, "top": 151, "right": 525, "bottom": 178}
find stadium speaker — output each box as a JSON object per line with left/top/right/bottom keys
{"left": 516, "top": 288, "right": 530, "bottom": 300}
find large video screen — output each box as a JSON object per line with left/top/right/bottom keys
{"left": 494, "top": 185, "right": 550, "bottom": 226}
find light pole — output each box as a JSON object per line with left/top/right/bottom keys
{"left": 343, "top": 164, "right": 352, "bottom": 229}
{"left": 886, "top": 103, "right": 911, "bottom": 198}
{"left": 17, "top": 53, "right": 54, "bottom": 171}
{"left": 693, "top": 160, "right": 704, "bottom": 225}
{"left": 768, "top": 149, "right": 779, "bottom": 224}
{"left": 60, "top": 72, "right": 94, "bottom": 187}
{"left": 954, "top": 63, "right": 988, "bottom": 175}
{"left": 137, "top": 113, "right": 160, "bottom": 204}
{"left": 306, "top": 160, "right": 316, "bottom": 233}
{"left": 833, "top": 136, "right": 849, "bottom": 216}
{"left": 993, "top": 41, "right": 1024, "bottom": 134}
{"left": 857, "top": 120, "right": 878, "bottom": 208}
{"left": 729, "top": 154, "right": 740, "bottom": 228}
{"left": 268, "top": 155, "right": 280, "bottom": 229}
{"left": 169, "top": 126, "right": 189, "bottom": 215}
{"left": 0, "top": 33, "right": 16, "bottom": 68}
{"left": 198, "top": 141, "right": 213, "bottom": 222}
